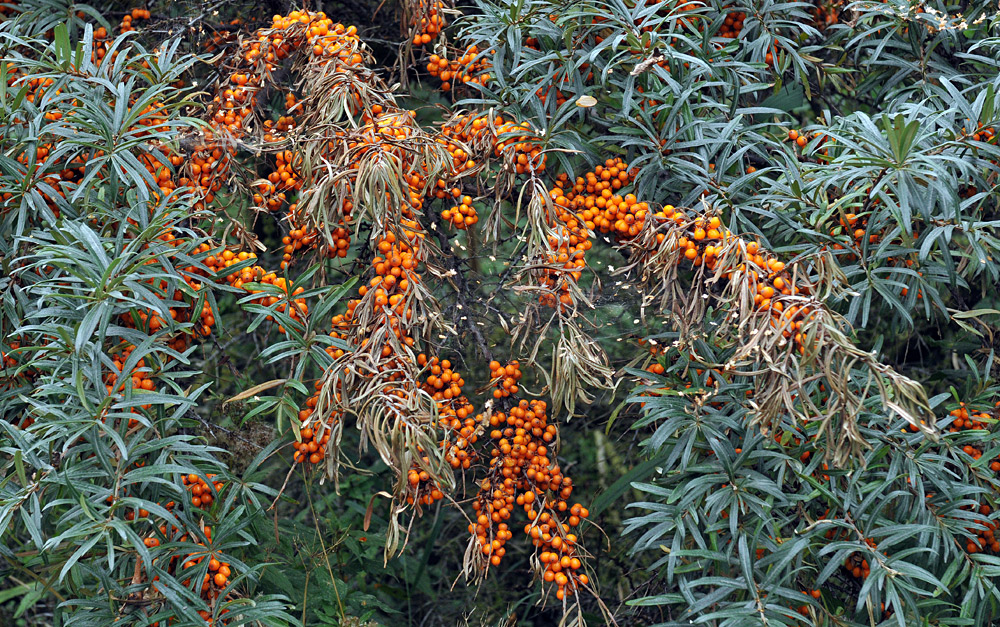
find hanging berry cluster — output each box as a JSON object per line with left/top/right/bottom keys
{"left": 405, "top": 353, "right": 479, "bottom": 505}
{"left": 293, "top": 380, "right": 338, "bottom": 465}
{"left": 533, "top": 158, "right": 641, "bottom": 309}
{"left": 119, "top": 7, "right": 150, "bottom": 33}
{"left": 489, "top": 360, "right": 522, "bottom": 399}
{"left": 411, "top": 0, "right": 446, "bottom": 46}
{"left": 430, "top": 112, "right": 548, "bottom": 232}
{"left": 425, "top": 45, "right": 491, "bottom": 94}
{"left": 187, "top": 11, "right": 366, "bottom": 213}
{"left": 471, "top": 393, "right": 590, "bottom": 601}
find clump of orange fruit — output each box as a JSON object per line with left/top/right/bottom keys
{"left": 293, "top": 380, "right": 337, "bottom": 465}
{"left": 426, "top": 45, "right": 492, "bottom": 94}
{"left": 441, "top": 194, "right": 478, "bottom": 229}
{"left": 489, "top": 360, "right": 522, "bottom": 398}
{"left": 182, "top": 473, "right": 225, "bottom": 509}
{"left": 412, "top": 0, "right": 446, "bottom": 46}
{"left": 471, "top": 398, "right": 590, "bottom": 600}
{"left": 119, "top": 7, "right": 150, "bottom": 33}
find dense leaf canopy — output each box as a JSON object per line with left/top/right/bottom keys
{"left": 2, "top": 1, "right": 1000, "bottom": 626}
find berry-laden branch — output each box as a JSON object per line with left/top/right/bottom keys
{"left": 611, "top": 198, "right": 936, "bottom": 464}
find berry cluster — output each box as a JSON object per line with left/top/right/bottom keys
{"left": 812, "top": 0, "right": 845, "bottom": 29}
{"left": 411, "top": 0, "right": 446, "bottom": 46}
{"left": 961, "top": 502, "right": 1000, "bottom": 554}
{"left": 534, "top": 158, "right": 639, "bottom": 309}
{"left": 292, "top": 382, "right": 338, "bottom": 466}
{"left": 119, "top": 6, "right": 150, "bottom": 33}
{"left": 182, "top": 473, "right": 226, "bottom": 509}
{"left": 472, "top": 398, "right": 590, "bottom": 600}
{"left": 175, "top": 526, "right": 235, "bottom": 595}
{"left": 718, "top": 11, "right": 746, "bottom": 38}
{"left": 787, "top": 128, "right": 831, "bottom": 159}
{"left": 406, "top": 354, "right": 479, "bottom": 503}
{"left": 441, "top": 194, "right": 479, "bottom": 229}
{"left": 843, "top": 539, "right": 876, "bottom": 579}
{"left": 795, "top": 589, "right": 822, "bottom": 617}
{"left": 190, "top": 12, "right": 365, "bottom": 213}
{"left": 108, "top": 478, "right": 240, "bottom": 625}
{"left": 489, "top": 360, "right": 522, "bottom": 399}
{"left": 426, "top": 45, "right": 492, "bottom": 94}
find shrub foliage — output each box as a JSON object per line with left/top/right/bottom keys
{"left": 2, "top": 1, "right": 1000, "bottom": 626}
